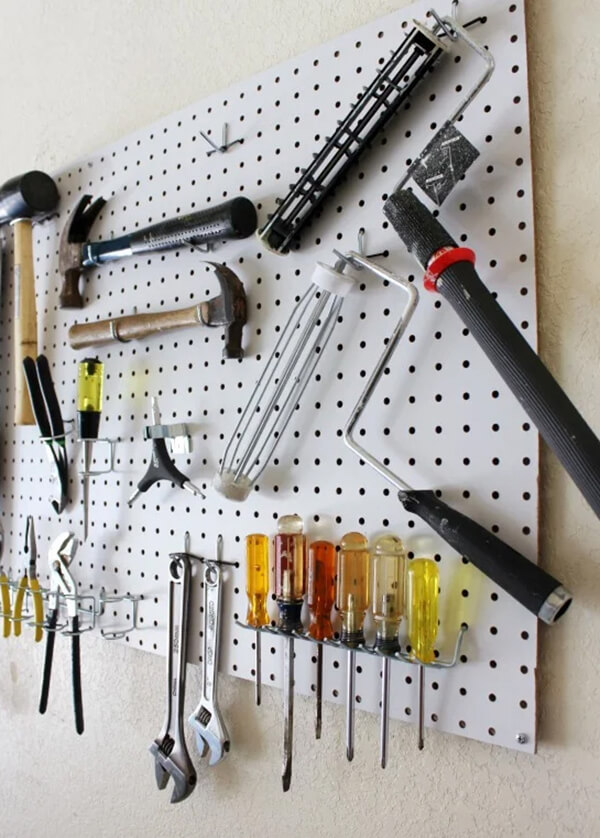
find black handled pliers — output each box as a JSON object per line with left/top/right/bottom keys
{"left": 39, "top": 531, "right": 84, "bottom": 735}
{"left": 22, "top": 355, "right": 69, "bottom": 514}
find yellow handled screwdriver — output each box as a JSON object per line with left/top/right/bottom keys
{"left": 77, "top": 358, "right": 104, "bottom": 542}
{"left": 245, "top": 534, "right": 270, "bottom": 706}
{"left": 307, "top": 540, "right": 335, "bottom": 740}
{"left": 274, "top": 514, "right": 306, "bottom": 792}
{"left": 372, "top": 534, "right": 406, "bottom": 768}
{"left": 336, "top": 532, "right": 370, "bottom": 762}
{"left": 407, "top": 558, "right": 439, "bottom": 750}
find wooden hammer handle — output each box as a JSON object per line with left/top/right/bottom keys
{"left": 13, "top": 219, "right": 37, "bottom": 425}
{"left": 68, "top": 304, "right": 207, "bottom": 350}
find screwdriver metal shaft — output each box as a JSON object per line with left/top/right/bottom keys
{"left": 407, "top": 558, "right": 439, "bottom": 750}
{"left": 245, "top": 534, "right": 270, "bottom": 706}
{"left": 307, "top": 540, "right": 335, "bottom": 740}
{"left": 274, "top": 514, "right": 306, "bottom": 792}
{"left": 336, "top": 532, "right": 370, "bottom": 762}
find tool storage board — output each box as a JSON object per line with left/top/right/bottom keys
{"left": 0, "top": 0, "right": 540, "bottom": 754}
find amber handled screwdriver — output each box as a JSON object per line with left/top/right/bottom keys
{"left": 336, "top": 532, "right": 370, "bottom": 762}
{"left": 307, "top": 540, "right": 335, "bottom": 740}
{"left": 372, "top": 535, "right": 406, "bottom": 769}
{"left": 245, "top": 534, "right": 270, "bottom": 706}
{"left": 407, "top": 558, "right": 439, "bottom": 750}
{"left": 274, "top": 514, "right": 306, "bottom": 792}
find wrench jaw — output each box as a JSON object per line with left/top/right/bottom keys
{"left": 188, "top": 706, "right": 231, "bottom": 767}
{"left": 149, "top": 740, "right": 197, "bottom": 803}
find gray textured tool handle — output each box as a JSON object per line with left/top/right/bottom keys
{"left": 384, "top": 188, "right": 600, "bottom": 520}
{"left": 85, "top": 196, "right": 257, "bottom": 264}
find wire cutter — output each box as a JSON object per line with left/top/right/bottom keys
{"left": 23, "top": 355, "right": 69, "bottom": 514}
{"left": 39, "top": 532, "right": 84, "bottom": 734}
{"left": 13, "top": 516, "right": 44, "bottom": 642}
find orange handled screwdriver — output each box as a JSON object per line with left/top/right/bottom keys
{"left": 336, "top": 532, "right": 370, "bottom": 762}
{"left": 307, "top": 540, "right": 335, "bottom": 740}
{"left": 274, "top": 514, "right": 306, "bottom": 792}
{"left": 246, "top": 534, "right": 270, "bottom": 706}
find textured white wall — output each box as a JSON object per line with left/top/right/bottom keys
{"left": 0, "top": 1, "right": 599, "bottom": 835}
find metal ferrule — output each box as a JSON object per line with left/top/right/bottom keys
{"left": 374, "top": 632, "right": 400, "bottom": 653}
{"left": 340, "top": 627, "right": 364, "bottom": 648}
{"left": 277, "top": 600, "right": 303, "bottom": 633}
{"left": 538, "top": 585, "right": 573, "bottom": 625}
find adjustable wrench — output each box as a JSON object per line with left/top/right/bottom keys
{"left": 149, "top": 554, "right": 197, "bottom": 803}
{"left": 189, "top": 555, "right": 230, "bottom": 765}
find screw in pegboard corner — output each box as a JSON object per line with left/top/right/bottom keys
{"left": 515, "top": 733, "right": 528, "bottom": 745}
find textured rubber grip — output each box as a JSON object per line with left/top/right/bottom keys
{"left": 39, "top": 610, "right": 58, "bottom": 714}
{"left": 128, "top": 196, "right": 257, "bottom": 253}
{"left": 384, "top": 188, "right": 600, "bottom": 519}
{"left": 400, "top": 489, "right": 571, "bottom": 622}
{"left": 71, "top": 616, "right": 84, "bottom": 735}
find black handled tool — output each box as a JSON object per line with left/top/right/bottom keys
{"left": 340, "top": 252, "right": 571, "bottom": 625}
{"left": 59, "top": 194, "right": 257, "bottom": 308}
{"left": 383, "top": 188, "right": 600, "bottom": 520}
{"left": 128, "top": 397, "right": 205, "bottom": 506}
{"left": 23, "top": 355, "right": 69, "bottom": 514}
{"left": 39, "top": 532, "right": 84, "bottom": 735}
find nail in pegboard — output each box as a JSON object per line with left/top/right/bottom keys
{"left": 0, "top": 0, "right": 541, "bottom": 754}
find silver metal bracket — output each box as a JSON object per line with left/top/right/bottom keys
{"left": 143, "top": 422, "right": 192, "bottom": 455}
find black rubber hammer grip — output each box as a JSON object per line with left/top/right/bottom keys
{"left": 384, "top": 188, "right": 600, "bottom": 519}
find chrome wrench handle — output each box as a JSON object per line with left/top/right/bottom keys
{"left": 189, "top": 558, "right": 231, "bottom": 765}
{"left": 149, "top": 554, "right": 197, "bottom": 804}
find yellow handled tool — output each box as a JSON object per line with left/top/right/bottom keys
{"left": 13, "top": 517, "right": 44, "bottom": 642}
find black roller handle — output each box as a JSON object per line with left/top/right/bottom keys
{"left": 384, "top": 188, "right": 600, "bottom": 519}
{"left": 400, "top": 489, "right": 571, "bottom": 623}
{"left": 83, "top": 196, "right": 257, "bottom": 266}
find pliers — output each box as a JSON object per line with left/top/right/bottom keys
{"left": 13, "top": 516, "right": 44, "bottom": 642}
{"left": 39, "top": 532, "right": 84, "bottom": 735}
{"left": 23, "top": 355, "right": 69, "bottom": 514}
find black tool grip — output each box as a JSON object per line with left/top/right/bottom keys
{"left": 39, "top": 610, "right": 58, "bottom": 715}
{"left": 136, "top": 439, "right": 188, "bottom": 493}
{"left": 400, "top": 489, "right": 572, "bottom": 622}
{"left": 384, "top": 189, "right": 600, "bottom": 519}
{"left": 71, "top": 616, "right": 84, "bottom": 735}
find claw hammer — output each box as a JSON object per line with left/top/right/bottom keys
{"left": 0, "top": 171, "right": 59, "bottom": 424}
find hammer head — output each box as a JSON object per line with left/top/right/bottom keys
{"left": 59, "top": 194, "right": 106, "bottom": 308}
{"left": 0, "top": 171, "right": 59, "bottom": 226}
{"left": 201, "top": 262, "right": 247, "bottom": 359}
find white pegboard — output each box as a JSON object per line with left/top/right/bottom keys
{"left": 0, "top": 0, "right": 541, "bottom": 754}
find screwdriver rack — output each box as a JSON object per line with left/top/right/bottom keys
{"left": 0, "top": 0, "right": 542, "bottom": 753}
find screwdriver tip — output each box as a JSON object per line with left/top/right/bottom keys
{"left": 346, "top": 747, "right": 354, "bottom": 762}
{"left": 282, "top": 767, "right": 292, "bottom": 792}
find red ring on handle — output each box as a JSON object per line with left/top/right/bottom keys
{"left": 423, "top": 246, "right": 476, "bottom": 292}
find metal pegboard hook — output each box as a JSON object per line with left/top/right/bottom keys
{"left": 200, "top": 123, "right": 243, "bottom": 156}
{"left": 98, "top": 588, "right": 142, "bottom": 639}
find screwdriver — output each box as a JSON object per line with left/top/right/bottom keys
{"left": 336, "top": 532, "right": 370, "bottom": 762}
{"left": 274, "top": 514, "right": 306, "bottom": 792}
{"left": 372, "top": 534, "right": 406, "bottom": 769}
{"left": 407, "top": 557, "right": 439, "bottom": 750}
{"left": 307, "top": 540, "right": 335, "bottom": 740}
{"left": 76, "top": 358, "right": 104, "bottom": 542}
{"left": 245, "top": 534, "right": 270, "bottom": 706}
